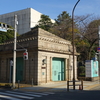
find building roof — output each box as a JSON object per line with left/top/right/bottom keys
{"left": 0, "top": 28, "right": 79, "bottom": 55}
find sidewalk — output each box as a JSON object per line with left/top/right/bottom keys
{"left": 16, "top": 81, "right": 100, "bottom": 92}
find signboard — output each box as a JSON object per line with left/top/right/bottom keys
{"left": 0, "top": 23, "right": 14, "bottom": 32}
{"left": 0, "top": 23, "right": 7, "bottom": 32}
{"left": 85, "top": 60, "right": 98, "bottom": 77}
{"left": 97, "top": 47, "right": 100, "bottom": 52}
{"left": 85, "top": 60, "right": 92, "bottom": 77}
{"left": 0, "top": 27, "right": 7, "bottom": 32}
{"left": 92, "top": 61, "right": 98, "bottom": 77}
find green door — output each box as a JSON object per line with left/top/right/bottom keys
{"left": 16, "top": 57, "right": 23, "bottom": 82}
{"left": 52, "top": 58, "right": 65, "bottom": 81}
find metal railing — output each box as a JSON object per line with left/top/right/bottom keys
{"left": 67, "top": 80, "right": 83, "bottom": 91}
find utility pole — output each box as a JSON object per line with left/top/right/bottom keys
{"left": 12, "top": 15, "right": 17, "bottom": 88}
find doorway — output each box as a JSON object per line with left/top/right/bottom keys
{"left": 52, "top": 58, "right": 65, "bottom": 81}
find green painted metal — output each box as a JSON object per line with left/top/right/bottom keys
{"left": 52, "top": 58, "right": 65, "bottom": 81}
{"left": 16, "top": 57, "right": 23, "bottom": 81}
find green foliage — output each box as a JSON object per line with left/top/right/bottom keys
{"left": 36, "top": 14, "right": 53, "bottom": 31}
{"left": 78, "top": 66, "right": 85, "bottom": 77}
{"left": 5, "top": 83, "right": 11, "bottom": 87}
{"left": 50, "top": 11, "right": 78, "bottom": 40}
{"left": 55, "top": 11, "right": 72, "bottom": 25}
{"left": 0, "top": 30, "right": 19, "bottom": 43}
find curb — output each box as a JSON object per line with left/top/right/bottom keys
{"left": 14, "top": 82, "right": 100, "bottom": 92}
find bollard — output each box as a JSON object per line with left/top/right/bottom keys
{"left": 18, "top": 80, "right": 20, "bottom": 89}
{"left": 81, "top": 80, "right": 83, "bottom": 90}
{"left": 79, "top": 85, "right": 82, "bottom": 90}
{"left": 67, "top": 81, "right": 69, "bottom": 91}
{"left": 32, "top": 78, "right": 33, "bottom": 87}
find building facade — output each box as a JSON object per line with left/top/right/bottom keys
{"left": 0, "top": 28, "right": 79, "bottom": 85}
{"left": 0, "top": 8, "right": 55, "bottom": 35}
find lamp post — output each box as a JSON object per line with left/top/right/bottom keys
{"left": 98, "top": 26, "right": 100, "bottom": 82}
{"left": 72, "top": 0, "right": 80, "bottom": 90}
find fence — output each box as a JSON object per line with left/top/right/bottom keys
{"left": 67, "top": 80, "right": 83, "bottom": 91}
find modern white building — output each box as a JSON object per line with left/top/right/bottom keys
{"left": 0, "top": 8, "right": 54, "bottom": 35}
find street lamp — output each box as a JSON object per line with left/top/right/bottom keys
{"left": 72, "top": 0, "right": 80, "bottom": 90}
{"left": 98, "top": 26, "right": 100, "bottom": 82}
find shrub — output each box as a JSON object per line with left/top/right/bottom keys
{"left": 78, "top": 66, "right": 85, "bottom": 77}
{"left": 5, "top": 83, "right": 11, "bottom": 87}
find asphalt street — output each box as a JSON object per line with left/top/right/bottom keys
{"left": 0, "top": 89, "right": 55, "bottom": 100}
{"left": 0, "top": 87, "right": 100, "bottom": 100}
{"left": 34, "top": 90, "right": 100, "bottom": 100}
{"left": 0, "top": 81, "right": 100, "bottom": 100}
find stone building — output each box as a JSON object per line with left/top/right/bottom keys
{"left": 0, "top": 28, "right": 79, "bottom": 85}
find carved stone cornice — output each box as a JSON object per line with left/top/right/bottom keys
{"left": 0, "top": 28, "right": 79, "bottom": 55}
{"left": 0, "top": 36, "right": 37, "bottom": 45}
{"left": 38, "top": 36, "right": 71, "bottom": 45}
{"left": 0, "top": 35, "right": 71, "bottom": 46}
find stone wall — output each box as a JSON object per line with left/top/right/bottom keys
{"left": 0, "top": 28, "right": 79, "bottom": 85}
{"left": 37, "top": 51, "right": 78, "bottom": 85}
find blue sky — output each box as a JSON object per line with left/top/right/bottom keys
{"left": 0, "top": 0, "right": 100, "bottom": 19}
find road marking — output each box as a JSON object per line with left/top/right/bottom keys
{"left": 44, "top": 92, "right": 55, "bottom": 94}
{"left": 0, "top": 91, "right": 55, "bottom": 100}
{"left": 0, "top": 92, "right": 34, "bottom": 99}
{"left": 26, "top": 91, "right": 54, "bottom": 95}
{"left": 0, "top": 95, "right": 22, "bottom": 100}
{"left": 6, "top": 91, "right": 41, "bottom": 97}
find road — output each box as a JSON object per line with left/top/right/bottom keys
{"left": 34, "top": 90, "right": 100, "bottom": 100}
{"left": 0, "top": 89, "right": 55, "bottom": 100}
{"left": 0, "top": 84, "right": 100, "bottom": 100}
{"left": 0, "top": 88, "right": 100, "bottom": 100}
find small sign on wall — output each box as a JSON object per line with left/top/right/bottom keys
{"left": 42, "top": 72, "right": 45, "bottom": 75}
{"left": 42, "top": 67, "right": 46, "bottom": 69}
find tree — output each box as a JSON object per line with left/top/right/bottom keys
{"left": 50, "top": 11, "right": 78, "bottom": 41}
{"left": 75, "top": 15, "right": 100, "bottom": 61}
{"left": 36, "top": 14, "right": 53, "bottom": 31}
{"left": 0, "top": 30, "right": 19, "bottom": 43}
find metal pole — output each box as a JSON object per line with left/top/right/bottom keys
{"left": 12, "top": 15, "right": 17, "bottom": 88}
{"left": 18, "top": 80, "right": 20, "bottom": 89}
{"left": 98, "top": 26, "right": 100, "bottom": 82}
{"left": 67, "top": 81, "right": 69, "bottom": 91}
{"left": 72, "top": 0, "right": 80, "bottom": 90}
{"left": 9, "top": 61, "right": 11, "bottom": 83}
{"left": 32, "top": 78, "right": 33, "bottom": 87}
{"left": 81, "top": 80, "right": 83, "bottom": 90}
{"left": 67, "top": 60, "right": 69, "bottom": 91}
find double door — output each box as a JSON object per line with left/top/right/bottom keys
{"left": 52, "top": 58, "right": 65, "bottom": 81}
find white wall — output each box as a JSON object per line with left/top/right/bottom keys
{"left": 0, "top": 8, "right": 31, "bottom": 34}
{"left": 30, "top": 8, "right": 42, "bottom": 28}
{"left": 0, "top": 8, "right": 55, "bottom": 35}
